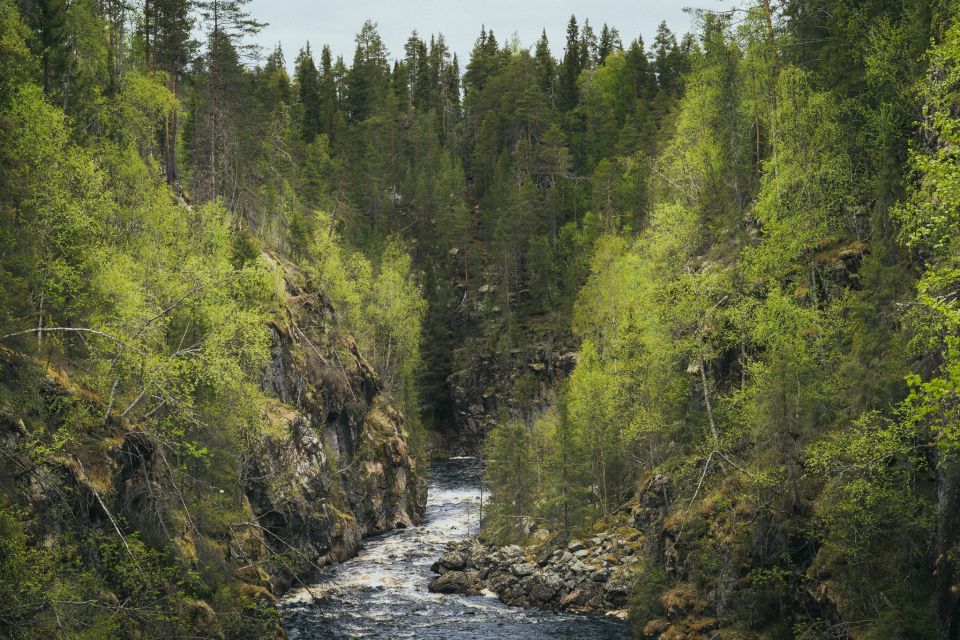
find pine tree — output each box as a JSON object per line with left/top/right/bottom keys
{"left": 463, "top": 26, "right": 502, "bottom": 102}
{"left": 317, "top": 44, "right": 339, "bottom": 139}
{"left": 152, "top": 0, "right": 195, "bottom": 183}
{"left": 439, "top": 52, "right": 460, "bottom": 139}
{"left": 625, "top": 36, "right": 655, "bottom": 99}
{"left": 428, "top": 34, "right": 451, "bottom": 113}
{"left": 597, "top": 23, "right": 621, "bottom": 65}
{"left": 192, "top": 0, "right": 263, "bottom": 202}
{"left": 19, "top": 0, "right": 71, "bottom": 98}
{"left": 404, "top": 31, "right": 425, "bottom": 110}
{"left": 579, "top": 19, "right": 597, "bottom": 70}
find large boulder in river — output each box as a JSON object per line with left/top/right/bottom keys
{"left": 428, "top": 569, "right": 481, "bottom": 595}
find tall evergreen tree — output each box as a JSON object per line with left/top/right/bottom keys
{"left": 192, "top": 0, "right": 263, "bottom": 202}
{"left": 344, "top": 20, "right": 389, "bottom": 122}
{"left": 317, "top": 44, "right": 339, "bottom": 139}
{"left": 652, "top": 21, "right": 680, "bottom": 95}
{"left": 295, "top": 43, "right": 321, "bottom": 142}
{"left": 19, "top": 0, "right": 71, "bottom": 97}
{"left": 558, "top": 15, "right": 580, "bottom": 111}
{"left": 625, "top": 36, "right": 655, "bottom": 99}
{"left": 596, "top": 23, "right": 620, "bottom": 65}
{"left": 534, "top": 29, "right": 555, "bottom": 100}
{"left": 579, "top": 18, "right": 597, "bottom": 70}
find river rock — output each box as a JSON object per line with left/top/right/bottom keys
{"left": 561, "top": 587, "right": 595, "bottom": 608}
{"left": 529, "top": 572, "right": 564, "bottom": 605}
{"left": 439, "top": 550, "right": 466, "bottom": 570}
{"left": 604, "top": 572, "right": 633, "bottom": 606}
{"left": 429, "top": 570, "right": 479, "bottom": 594}
{"left": 426, "top": 518, "right": 644, "bottom": 617}
{"left": 536, "top": 548, "right": 554, "bottom": 567}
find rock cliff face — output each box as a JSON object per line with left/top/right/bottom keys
{"left": 0, "top": 256, "right": 425, "bottom": 635}
{"left": 447, "top": 340, "right": 578, "bottom": 452}
{"left": 248, "top": 258, "right": 426, "bottom": 589}
{"left": 429, "top": 249, "right": 580, "bottom": 454}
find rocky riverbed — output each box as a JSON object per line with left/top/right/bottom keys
{"left": 281, "top": 459, "right": 630, "bottom": 639}
{"left": 429, "top": 530, "right": 643, "bottom": 617}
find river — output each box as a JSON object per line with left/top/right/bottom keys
{"left": 280, "top": 458, "right": 631, "bottom": 639}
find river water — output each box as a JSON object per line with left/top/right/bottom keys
{"left": 280, "top": 458, "right": 631, "bottom": 639}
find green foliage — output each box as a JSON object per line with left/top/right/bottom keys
{"left": 482, "top": 419, "right": 535, "bottom": 541}
{"left": 105, "top": 72, "right": 180, "bottom": 153}
{"left": 474, "top": 3, "right": 957, "bottom": 637}
{"left": 0, "top": 0, "right": 34, "bottom": 105}
{"left": 810, "top": 413, "right": 928, "bottom": 543}
{"left": 0, "top": 81, "right": 106, "bottom": 332}
{"left": 308, "top": 213, "right": 425, "bottom": 424}
{"left": 5, "top": 0, "right": 960, "bottom": 636}
{"left": 744, "top": 67, "right": 854, "bottom": 286}
{"left": 628, "top": 557, "right": 671, "bottom": 632}
{"left": 0, "top": 504, "right": 55, "bottom": 635}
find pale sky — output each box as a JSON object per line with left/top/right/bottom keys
{"left": 248, "top": 0, "right": 737, "bottom": 67}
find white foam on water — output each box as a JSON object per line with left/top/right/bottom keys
{"left": 280, "top": 459, "right": 629, "bottom": 639}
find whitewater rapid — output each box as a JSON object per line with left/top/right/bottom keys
{"left": 280, "top": 458, "right": 630, "bottom": 639}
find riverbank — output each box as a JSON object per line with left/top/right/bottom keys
{"left": 428, "top": 525, "right": 642, "bottom": 619}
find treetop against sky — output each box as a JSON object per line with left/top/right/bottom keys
{"left": 248, "top": 0, "right": 735, "bottom": 67}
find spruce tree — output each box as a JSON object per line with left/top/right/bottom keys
{"left": 192, "top": 0, "right": 263, "bottom": 201}
{"left": 344, "top": 20, "right": 389, "bottom": 122}
{"left": 19, "top": 0, "right": 70, "bottom": 97}
{"left": 295, "top": 43, "right": 321, "bottom": 142}
{"left": 558, "top": 15, "right": 580, "bottom": 111}
{"left": 534, "top": 29, "right": 555, "bottom": 100}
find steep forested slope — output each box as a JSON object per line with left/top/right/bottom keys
{"left": 0, "top": 1, "right": 425, "bottom": 636}
{"left": 3, "top": 0, "right": 960, "bottom": 638}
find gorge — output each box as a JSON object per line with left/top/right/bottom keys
{"left": 2, "top": 0, "right": 960, "bottom": 639}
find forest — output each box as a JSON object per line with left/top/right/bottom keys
{"left": 1, "top": 0, "right": 960, "bottom": 638}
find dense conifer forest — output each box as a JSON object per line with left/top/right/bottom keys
{"left": 2, "top": 0, "right": 960, "bottom": 637}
